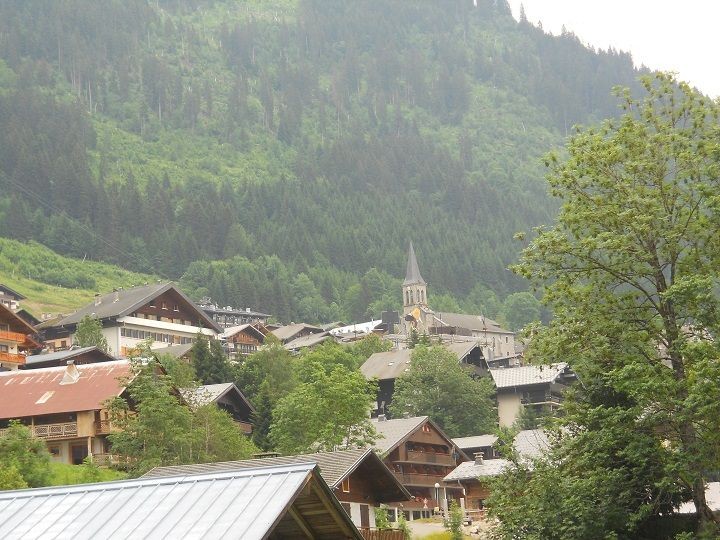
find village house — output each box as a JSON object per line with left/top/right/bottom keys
{"left": 180, "top": 382, "right": 255, "bottom": 434}
{"left": 0, "top": 463, "right": 364, "bottom": 540}
{"left": 0, "top": 302, "right": 41, "bottom": 371}
{"left": 444, "top": 429, "right": 550, "bottom": 519}
{"left": 361, "top": 341, "right": 487, "bottom": 417}
{"left": 0, "top": 284, "right": 24, "bottom": 311}
{"left": 143, "top": 447, "right": 411, "bottom": 533}
{"left": 39, "top": 283, "right": 221, "bottom": 356}
{"left": 220, "top": 323, "right": 266, "bottom": 359}
{"left": 451, "top": 434, "right": 500, "bottom": 460}
{"left": 490, "top": 363, "right": 575, "bottom": 426}
{"left": 283, "top": 330, "right": 334, "bottom": 352}
{"left": 0, "top": 360, "right": 132, "bottom": 465}
{"left": 270, "top": 322, "right": 325, "bottom": 344}
{"left": 196, "top": 297, "right": 271, "bottom": 328}
{"left": 371, "top": 415, "right": 468, "bottom": 521}
{"left": 21, "top": 345, "right": 116, "bottom": 370}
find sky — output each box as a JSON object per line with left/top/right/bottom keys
{"left": 505, "top": 0, "right": 719, "bottom": 98}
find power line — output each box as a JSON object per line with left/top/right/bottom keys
{"left": 2, "top": 175, "right": 167, "bottom": 279}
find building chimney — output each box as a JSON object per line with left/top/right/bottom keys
{"left": 377, "top": 414, "right": 387, "bottom": 422}
{"left": 60, "top": 361, "right": 81, "bottom": 385}
{"left": 474, "top": 452, "right": 484, "bottom": 465}
{"left": 94, "top": 294, "right": 101, "bottom": 307}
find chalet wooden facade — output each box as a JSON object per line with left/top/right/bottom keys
{"left": 40, "top": 283, "right": 221, "bottom": 357}
{"left": 0, "top": 284, "right": 25, "bottom": 311}
{"left": 0, "top": 360, "right": 132, "bottom": 465}
{"left": 0, "top": 302, "right": 41, "bottom": 370}
{"left": 196, "top": 297, "right": 271, "bottom": 328}
{"left": 180, "top": 383, "right": 255, "bottom": 434}
{"left": 371, "top": 415, "right": 468, "bottom": 520}
{"left": 220, "top": 323, "right": 265, "bottom": 358}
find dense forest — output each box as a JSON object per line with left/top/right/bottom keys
{"left": 0, "top": 0, "right": 647, "bottom": 323}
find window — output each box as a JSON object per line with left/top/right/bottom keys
{"left": 149, "top": 301, "right": 156, "bottom": 308}
{"left": 422, "top": 424, "right": 431, "bottom": 433}
{"left": 173, "top": 304, "right": 179, "bottom": 312}
{"left": 341, "top": 478, "right": 350, "bottom": 493}
{"left": 505, "top": 336, "right": 509, "bottom": 343}
{"left": 161, "top": 302, "right": 168, "bottom": 310}
{"left": 48, "top": 446, "right": 60, "bottom": 457}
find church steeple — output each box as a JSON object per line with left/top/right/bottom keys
{"left": 404, "top": 241, "right": 426, "bottom": 286}
{"left": 402, "top": 241, "right": 427, "bottom": 313}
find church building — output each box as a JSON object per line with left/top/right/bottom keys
{"left": 401, "top": 242, "right": 517, "bottom": 361}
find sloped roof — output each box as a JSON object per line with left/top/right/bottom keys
{"left": 513, "top": 429, "right": 550, "bottom": 459}
{"left": 180, "top": 383, "right": 255, "bottom": 413}
{"left": 404, "top": 241, "right": 426, "bottom": 286}
{"left": 46, "top": 283, "right": 221, "bottom": 332}
{"left": 490, "top": 363, "right": 568, "bottom": 389}
{"left": 23, "top": 346, "right": 116, "bottom": 369}
{"left": 360, "top": 342, "right": 481, "bottom": 381}
{"left": 0, "top": 284, "right": 25, "bottom": 300}
{"left": 432, "top": 312, "right": 510, "bottom": 334}
{"left": 220, "top": 323, "right": 265, "bottom": 341}
{"left": 142, "top": 448, "right": 411, "bottom": 503}
{"left": 271, "top": 323, "right": 323, "bottom": 342}
{"left": 0, "top": 302, "right": 37, "bottom": 336}
{"left": 0, "top": 360, "right": 131, "bottom": 418}
{"left": 284, "top": 332, "right": 332, "bottom": 351}
{"left": 153, "top": 342, "right": 194, "bottom": 359}
{"left": 371, "top": 416, "right": 429, "bottom": 454}
{"left": 0, "top": 463, "right": 362, "bottom": 540}
{"left": 452, "top": 434, "right": 498, "bottom": 451}
{"left": 443, "top": 458, "right": 512, "bottom": 481}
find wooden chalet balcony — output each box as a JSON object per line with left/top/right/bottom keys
{"left": 360, "top": 528, "right": 406, "bottom": 540}
{"left": 95, "top": 420, "right": 115, "bottom": 434}
{"left": 0, "top": 422, "right": 78, "bottom": 440}
{"left": 0, "top": 351, "right": 25, "bottom": 365}
{"left": 0, "top": 329, "right": 27, "bottom": 343}
{"left": 394, "top": 472, "right": 449, "bottom": 487}
{"left": 405, "top": 449, "right": 456, "bottom": 466}
{"left": 93, "top": 453, "right": 130, "bottom": 468}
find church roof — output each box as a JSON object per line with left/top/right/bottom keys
{"left": 403, "top": 241, "right": 426, "bottom": 286}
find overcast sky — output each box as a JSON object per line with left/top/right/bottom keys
{"left": 505, "top": 0, "right": 719, "bottom": 98}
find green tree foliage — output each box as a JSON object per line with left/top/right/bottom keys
{"left": 444, "top": 500, "right": 464, "bottom": 540}
{"left": 0, "top": 0, "right": 649, "bottom": 322}
{"left": 270, "top": 359, "right": 377, "bottom": 454}
{"left": 189, "top": 335, "right": 234, "bottom": 385}
{"left": 501, "top": 292, "right": 542, "bottom": 331}
{"left": 73, "top": 315, "right": 109, "bottom": 352}
{"left": 390, "top": 346, "right": 495, "bottom": 437}
{"left": 0, "top": 421, "right": 51, "bottom": 488}
{"left": 498, "top": 73, "right": 720, "bottom": 536}
{"left": 107, "top": 355, "right": 256, "bottom": 476}
{"left": 0, "top": 464, "right": 27, "bottom": 490}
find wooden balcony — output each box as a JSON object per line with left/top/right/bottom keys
{"left": 0, "top": 351, "right": 25, "bottom": 365}
{"left": 0, "top": 422, "right": 78, "bottom": 440}
{"left": 0, "top": 329, "right": 27, "bottom": 343}
{"left": 95, "top": 420, "right": 115, "bottom": 434}
{"left": 405, "top": 449, "right": 456, "bottom": 466}
{"left": 360, "top": 528, "right": 406, "bottom": 540}
{"left": 93, "top": 453, "right": 130, "bottom": 468}
{"left": 394, "top": 472, "right": 449, "bottom": 487}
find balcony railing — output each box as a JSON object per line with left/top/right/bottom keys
{"left": 0, "top": 422, "right": 78, "bottom": 440}
{"left": 405, "top": 450, "right": 456, "bottom": 466}
{"left": 96, "top": 420, "right": 113, "bottom": 434}
{"left": 93, "top": 453, "right": 130, "bottom": 468}
{"left": 0, "top": 330, "right": 27, "bottom": 343}
{"left": 394, "top": 472, "right": 449, "bottom": 487}
{"left": 360, "top": 528, "right": 407, "bottom": 540}
{"left": 0, "top": 351, "right": 25, "bottom": 365}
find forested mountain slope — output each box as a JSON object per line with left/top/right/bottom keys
{"left": 0, "top": 0, "right": 647, "bottom": 323}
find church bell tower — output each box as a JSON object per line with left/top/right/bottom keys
{"left": 402, "top": 241, "right": 427, "bottom": 333}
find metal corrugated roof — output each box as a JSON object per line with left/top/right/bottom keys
{"left": 142, "top": 448, "right": 411, "bottom": 503}
{"left": 0, "top": 464, "right": 320, "bottom": 540}
{"left": 0, "top": 360, "right": 131, "bottom": 419}
{"left": 489, "top": 363, "right": 568, "bottom": 389}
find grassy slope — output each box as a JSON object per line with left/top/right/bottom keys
{"left": 0, "top": 238, "right": 155, "bottom": 316}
